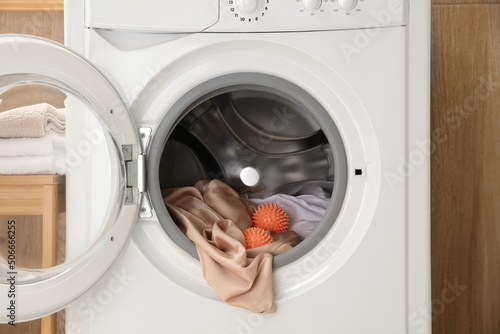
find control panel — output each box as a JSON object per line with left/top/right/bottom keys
{"left": 207, "top": 0, "right": 408, "bottom": 32}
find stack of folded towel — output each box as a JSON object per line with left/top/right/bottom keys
{"left": 0, "top": 103, "right": 67, "bottom": 175}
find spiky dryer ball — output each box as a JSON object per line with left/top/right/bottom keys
{"left": 252, "top": 202, "right": 289, "bottom": 233}
{"left": 243, "top": 227, "right": 274, "bottom": 249}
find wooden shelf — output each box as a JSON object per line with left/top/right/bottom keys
{"left": 0, "top": 0, "right": 63, "bottom": 11}
{"left": 0, "top": 175, "right": 65, "bottom": 334}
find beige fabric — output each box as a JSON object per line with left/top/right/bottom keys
{"left": 0, "top": 103, "right": 66, "bottom": 138}
{"left": 163, "top": 180, "right": 301, "bottom": 314}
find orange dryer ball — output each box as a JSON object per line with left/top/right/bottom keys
{"left": 243, "top": 227, "right": 274, "bottom": 249}
{"left": 252, "top": 202, "right": 289, "bottom": 233}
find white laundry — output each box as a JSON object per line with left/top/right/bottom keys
{"left": 251, "top": 192, "right": 330, "bottom": 238}
{"left": 0, "top": 134, "right": 66, "bottom": 157}
{"left": 0, "top": 153, "right": 66, "bottom": 175}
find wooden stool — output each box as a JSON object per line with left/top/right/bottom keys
{"left": 0, "top": 175, "right": 65, "bottom": 334}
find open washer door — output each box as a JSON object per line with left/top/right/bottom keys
{"left": 0, "top": 35, "right": 141, "bottom": 322}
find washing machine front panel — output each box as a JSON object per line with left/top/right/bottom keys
{"left": 66, "top": 26, "right": 410, "bottom": 333}
{"left": 0, "top": 35, "right": 141, "bottom": 322}
{"left": 61, "top": 0, "right": 430, "bottom": 331}
{"left": 106, "top": 30, "right": 394, "bottom": 301}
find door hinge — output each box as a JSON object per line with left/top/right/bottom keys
{"left": 123, "top": 145, "right": 141, "bottom": 205}
{"left": 122, "top": 128, "right": 153, "bottom": 218}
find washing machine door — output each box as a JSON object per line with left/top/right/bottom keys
{"left": 0, "top": 35, "right": 141, "bottom": 322}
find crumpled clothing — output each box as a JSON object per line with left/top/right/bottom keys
{"left": 250, "top": 192, "right": 330, "bottom": 238}
{"left": 163, "top": 180, "right": 301, "bottom": 314}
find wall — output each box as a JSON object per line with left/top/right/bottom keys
{"left": 431, "top": 1, "right": 500, "bottom": 333}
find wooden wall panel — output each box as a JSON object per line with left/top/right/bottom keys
{"left": 431, "top": 4, "right": 500, "bottom": 334}
{"left": 432, "top": 0, "right": 500, "bottom": 5}
{"left": 433, "top": 0, "right": 500, "bottom": 4}
{"left": 0, "top": 0, "right": 63, "bottom": 11}
{"left": 0, "top": 11, "right": 63, "bottom": 43}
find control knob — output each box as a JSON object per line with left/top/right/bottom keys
{"left": 303, "top": 0, "right": 322, "bottom": 11}
{"left": 338, "top": 0, "right": 358, "bottom": 11}
{"left": 236, "top": 0, "right": 263, "bottom": 14}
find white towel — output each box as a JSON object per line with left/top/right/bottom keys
{"left": 0, "top": 103, "right": 66, "bottom": 138}
{"left": 0, "top": 134, "right": 66, "bottom": 157}
{"left": 0, "top": 154, "right": 66, "bottom": 175}
{"left": 251, "top": 192, "right": 330, "bottom": 238}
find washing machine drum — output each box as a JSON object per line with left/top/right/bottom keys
{"left": 160, "top": 90, "right": 334, "bottom": 197}
{"left": 152, "top": 81, "right": 348, "bottom": 267}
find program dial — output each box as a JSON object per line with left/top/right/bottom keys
{"left": 236, "top": 0, "right": 263, "bottom": 14}
{"left": 303, "top": 0, "right": 322, "bottom": 11}
{"left": 338, "top": 0, "right": 358, "bottom": 11}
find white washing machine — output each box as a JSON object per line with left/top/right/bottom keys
{"left": 0, "top": 0, "right": 431, "bottom": 333}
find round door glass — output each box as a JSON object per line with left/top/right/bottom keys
{"left": 0, "top": 78, "right": 121, "bottom": 281}
{"left": 0, "top": 35, "right": 140, "bottom": 322}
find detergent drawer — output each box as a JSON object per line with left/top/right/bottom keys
{"left": 85, "top": 0, "right": 219, "bottom": 32}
